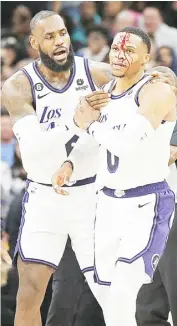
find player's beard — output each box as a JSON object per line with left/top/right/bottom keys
{"left": 39, "top": 44, "right": 75, "bottom": 72}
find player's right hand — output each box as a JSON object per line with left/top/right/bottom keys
{"left": 51, "top": 162, "right": 73, "bottom": 195}
{"left": 85, "top": 90, "right": 111, "bottom": 110}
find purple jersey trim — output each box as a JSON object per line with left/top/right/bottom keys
{"left": 102, "top": 181, "right": 169, "bottom": 199}
{"left": 134, "top": 76, "right": 166, "bottom": 124}
{"left": 134, "top": 75, "right": 153, "bottom": 106}
{"left": 84, "top": 58, "right": 96, "bottom": 92}
{"left": 32, "top": 59, "right": 76, "bottom": 93}
{"left": 111, "top": 74, "right": 149, "bottom": 99}
{"left": 21, "top": 68, "right": 36, "bottom": 111}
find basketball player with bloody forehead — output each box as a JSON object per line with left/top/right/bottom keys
{"left": 2, "top": 10, "right": 176, "bottom": 326}
{"left": 61, "top": 27, "right": 177, "bottom": 326}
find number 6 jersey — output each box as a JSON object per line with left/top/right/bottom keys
{"left": 21, "top": 56, "right": 99, "bottom": 184}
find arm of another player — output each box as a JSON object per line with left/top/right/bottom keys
{"left": 169, "top": 120, "right": 177, "bottom": 165}
{"left": 75, "top": 82, "right": 176, "bottom": 158}
{"left": 89, "top": 60, "right": 177, "bottom": 92}
{"left": 2, "top": 71, "right": 78, "bottom": 165}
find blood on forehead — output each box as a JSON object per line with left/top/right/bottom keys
{"left": 118, "top": 32, "right": 131, "bottom": 50}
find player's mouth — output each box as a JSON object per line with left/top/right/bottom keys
{"left": 112, "top": 62, "right": 127, "bottom": 69}
{"left": 53, "top": 48, "right": 68, "bottom": 61}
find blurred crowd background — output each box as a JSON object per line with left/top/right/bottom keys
{"left": 1, "top": 1, "right": 177, "bottom": 326}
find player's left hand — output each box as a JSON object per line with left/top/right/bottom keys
{"left": 168, "top": 145, "right": 177, "bottom": 166}
{"left": 51, "top": 161, "right": 73, "bottom": 195}
{"left": 149, "top": 71, "right": 177, "bottom": 94}
{"left": 74, "top": 99, "right": 100, "bottom": 130}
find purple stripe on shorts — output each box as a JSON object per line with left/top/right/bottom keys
{"left": 13, "top": 180, "right": 57, "bottom": 270}
{"left": 82, "top": 266, "right": 94, "bottom": 274}
{"left": 93, "top": 208, "right": 111, "bottom": 286}
{"left": 21, "top": 68, "right": 36, "bottom": 110}
{"left": 117, "top": 189, "right": 175, "bottom": 279}
{"left": 93, "top": 264, "right": 111, "bottom": 286}
{"left": 84, "top": 58, "right": 96, "bottom": 92}
{"left": 33, "top": 60, "right": 76, "bottom": 93}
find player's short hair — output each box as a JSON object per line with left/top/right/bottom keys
{"left": 30, "top": 10, "right": 59, "bottom": 33}
{"left": 118, "top": 26, "right": 151, "bottom": 53}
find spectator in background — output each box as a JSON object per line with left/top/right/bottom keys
{"left": 102, "top": 1, "right": 125, "bottom": 37}
{"left": 0, "top": 162, "right": 12, "bottom": 221}
{"left": 1, "top": 38, "right": 25, "bottom": 82}
{"left": 15, "top": 39, "right": 39, "bottom": 70}
{"left": 112, "top": 9, "right": 140, "bottom": 35}
{"left": 1, "top": 110, "right": 16, "bottom": 168}
{"left": 77, "top": 26, "right": 110, "bottom": 63}
{"left": 10, "top": 143, "right": 27, "bottom": 198}
{"left": 145, "top": 39, "right": 157, "bottom": 70}
{"left": 156, "top": 46, "right": 177, "bottom": 76}
{"left": 72, "top": 1, "right": 101, "bottom": 50}
{"left": 11, "top": 5, "right": 32, "bottom": 40}
{"left": 143, "top": 6, "right": 177, "bottom": 55}
{"left": 164, "top": 1, "right": 177, "bottom": 29}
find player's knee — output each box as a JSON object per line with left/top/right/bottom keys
{"left": 17, "top": 259, "right": 49, "bottom": 308}
{"left": 17, "top": 275, "right": 44, "bottom": 309}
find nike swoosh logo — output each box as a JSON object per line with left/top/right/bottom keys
{"left": 138, "top": 202, "right": 151, "bottom": 208}
{"left": 37, "top": 92, "right": 50, "bottom": 99}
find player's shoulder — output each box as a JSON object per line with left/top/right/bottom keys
{"left": 2, "top": 69, "right": 31, "bottom": 95}
{"left": 140, "top": 80, "right": 175, "bottom": 98}
{"left": 139, "top": 80, "right": 176, "bottom": 108}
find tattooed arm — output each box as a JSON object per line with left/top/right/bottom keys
{"left": 2, "top": 71, "right": 77, "bottom": 173}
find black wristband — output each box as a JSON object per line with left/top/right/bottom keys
{"left": 63, "top": 160, "right": 74, "bottom": 171}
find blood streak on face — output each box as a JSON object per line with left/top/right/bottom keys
{"left": 116, "top": 32, "right": 133, "bottom": 74}
{"left": 120, "top": 32, "right": 130, "bottom": 50}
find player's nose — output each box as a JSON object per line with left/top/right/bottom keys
{"left": 116, "top": 49, "right": 124, "bottom": 59}
{"left": 54, "top": 34, "right": 64, "bottom": 47}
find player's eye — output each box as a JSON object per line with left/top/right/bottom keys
{"left": 61, "top": 30, "right": 67, "bottom": 36}
{"left": 45, "top": 35, "right": 52, "bottom": 40}
{"left": 126, "top": 49, "right": 133, "bottom": 54}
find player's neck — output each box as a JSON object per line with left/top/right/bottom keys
{"left": 38, "top": 62, "right": 71, "bottom": 84}
{"left": 113, "top": 68, "right": 145, "bottom": 95}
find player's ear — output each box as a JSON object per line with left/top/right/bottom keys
{"left": 29, "top": 35, "right": 39, "bottom": 51}
{"left": 143, "top": 53, "right": 150, "bottom": 65}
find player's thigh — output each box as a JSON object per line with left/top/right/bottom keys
{"left": 70, "top": 185, "right": 97, "bottom": 269}
{"left": 16, "top": 182, "right": 68, "bottom": 268}
{"left": 94, "top": 192, "right": 122, "bottom": 284}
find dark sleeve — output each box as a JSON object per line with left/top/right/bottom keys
{"left": 170, "top": 121, "right": 177, "bottom": 147}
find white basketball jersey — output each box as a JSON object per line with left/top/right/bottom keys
{"left": 96, "top": 75, "right": 176, "bottom": 190}
{"left": 22, "top": 56, "right": 99, "bottom": 183}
